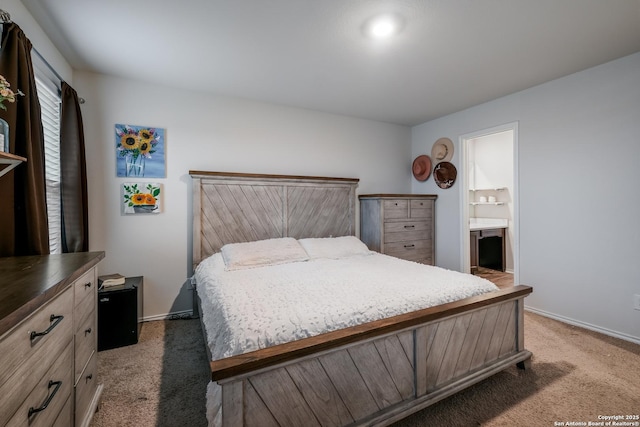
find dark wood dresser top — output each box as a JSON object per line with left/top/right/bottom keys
{"left": 0, "top": 252, "right": 105, "bottom": 336}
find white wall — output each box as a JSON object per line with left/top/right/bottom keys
{"left": 3, "top": 1, "right": 72, "bottom": 83}
{"left": 74, "top": 72, "right": 412, "bottom": 319}
{"left": 412, "top": 53, "right": 640, "bottom": 343}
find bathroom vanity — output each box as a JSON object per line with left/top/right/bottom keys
{"left": 470, "top": 218, "right": 507, "bottom": 274}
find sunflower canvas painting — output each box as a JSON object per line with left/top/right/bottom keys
{"left": 116, "top": 123, "right": 165, "bottom": 177}
{"left": 122, "top": 182, "right": 162, "bottom": 214}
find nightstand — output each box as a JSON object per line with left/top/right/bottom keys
{"left": 97, "top": 276, "right": 143, "bottom": 351}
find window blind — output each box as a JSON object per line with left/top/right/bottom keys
{"left": 35, "top": 75, "right": 62, "bottom": 254}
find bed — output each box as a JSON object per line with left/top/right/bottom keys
{"left": 190, "top": 170, "right": 532, "bottom": 427}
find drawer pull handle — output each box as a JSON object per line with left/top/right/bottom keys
{"left": 84, "top": 282, "right": 92, "bottom": 288}
{"left": 28, "top": 380, "right": 62, "bottom": 417}
{"left": 404, "top": 225, "right": 415, "bottom": 229}
{"left": 30, "top": 315, "right": 64, "bottom": 341}
{"left": 404, "top": 244, "right": 415, "bottom": 249}
{"left": 85, "top": 327, "right": 92, "bottom": 336}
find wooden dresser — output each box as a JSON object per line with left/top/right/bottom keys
{"left": 0, "top": 252, "right": 105, "bottom": 427}
{"left": 359, "top": 194, "right": 437, "bottom": 265}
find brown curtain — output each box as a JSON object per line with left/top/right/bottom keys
{"left": 60, "top": 82, "right": 88, "bottom": 252}
{"left": 0, "top": 23, "right": 49, "bottom": 256}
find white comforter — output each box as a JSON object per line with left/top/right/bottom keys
{"left": 195, "top": 251, "right": 498, "bottom": 361}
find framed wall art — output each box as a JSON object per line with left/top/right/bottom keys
{"left": 115, "top": 123, "right": 165, "bottom": 177}
{"left": 122, "top": 182, "right": 162, "bottom": 214}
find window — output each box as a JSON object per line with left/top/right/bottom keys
{"left": 35, "top": 74, "right": 62, "bottom": 254}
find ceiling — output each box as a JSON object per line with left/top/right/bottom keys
{"left": 21, "top": 0, "right": 640, "bottom": 126}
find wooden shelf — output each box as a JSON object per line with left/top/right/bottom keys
{"left": 470, "top": 187, "right": 507, "bottom": 192}
{"left": 0, "top": 152, "right": 27, "bottom": 178}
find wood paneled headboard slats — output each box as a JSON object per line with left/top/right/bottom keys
{"left": 190, "top": 171, "right": 359, "bottom": 265}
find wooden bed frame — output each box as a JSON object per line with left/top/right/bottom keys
{"left": 190, "top": 170, "right": 532, "bottom": 427}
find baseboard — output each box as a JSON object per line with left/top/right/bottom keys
{"left": 141, "top": 309, "right": 195, "bottom": 322}
{"left": 525, "top": 306, "right": 640, "bottom": 345}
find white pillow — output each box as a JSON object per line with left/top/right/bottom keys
{"left": 221, "top": 237, "right": 309, "bottom": 271}
{"left": 298, "top": 236, "right": 371, "bottom": 259}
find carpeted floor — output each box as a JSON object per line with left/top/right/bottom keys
{"left": 91, "top": 318, "right": 210, "bottom": 427}
{"left": 91, "top": 311, "right": 640, "bottom": 427}
{"left": 394, "top": 311, "right": 640, "bottom": 426}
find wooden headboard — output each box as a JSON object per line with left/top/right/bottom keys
{"left": 190, "top": 171, "right": 359, "bottom": 265}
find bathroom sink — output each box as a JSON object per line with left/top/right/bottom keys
{"left": 469, "top": 217, "right": 508, "bottom": 231}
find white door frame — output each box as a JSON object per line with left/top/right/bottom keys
{"left": 459, "top": 122, "right": 519, "bottom": 284}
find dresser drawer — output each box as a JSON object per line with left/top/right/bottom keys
{"left": 4, "top": 342, "right": 73, "bottom": 427}
{"left": 75, "top": 352, "right": 98, "bottom": 427}
{"left": 52, "top": 394, "right": 73, "bottom": 427}
{"left": 384, "top": 221, "right": 431, "bottom": 243}
{"left": 410, "top": 199, "right": 433, "bottom": 218}
{"left": 384, "top": 220, "right": 431, "bottom": 235}
{"left": 0, "top": 288, "right": 73, "bottom": 388}
{"left": 74, "top": 268, "right": 96, "bottom": 312}
{"left": 383, "top": 199, "right": 408, "bottom": 219}
{"left": 385, "top": 239, "right": 433, "bottom": 263}
{"left": 75, "top": 308, "right": 96, "bottom": 384}
{"left": 74, "top": 288, "right": 95, "bottom": 334}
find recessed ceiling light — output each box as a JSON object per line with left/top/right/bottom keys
{"left": 365, "top": 14, "right": 402, "bottom": 39}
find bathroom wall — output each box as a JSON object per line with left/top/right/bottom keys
{"left": 468, "top": 130, "right": 514, "bottom": 272}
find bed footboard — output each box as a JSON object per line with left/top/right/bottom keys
{"left": 207, "top": 285, "right": 532, "bottom": 427}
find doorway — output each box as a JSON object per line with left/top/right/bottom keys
{"left": 460, "top": 123, "right": 518, "bottom": 285}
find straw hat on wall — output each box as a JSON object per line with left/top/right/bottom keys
{"left": 431, "top": 137, "right": 454, "bottom": 163}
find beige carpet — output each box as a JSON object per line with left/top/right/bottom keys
{"left": 90, "top": 318, "right": 210, "bottom": 427}
{"left": 394, "top": 312, "right": 640, "bottom": 426}
{"left": 91, "top": 312, "right": 640, "bottom": 427}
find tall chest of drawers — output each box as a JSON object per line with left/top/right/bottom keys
{"left": 359, "top": 194, "right": 437, "bottom": 265}
{"left": 0, "top": 252, "right": 105, "bottom": 427}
